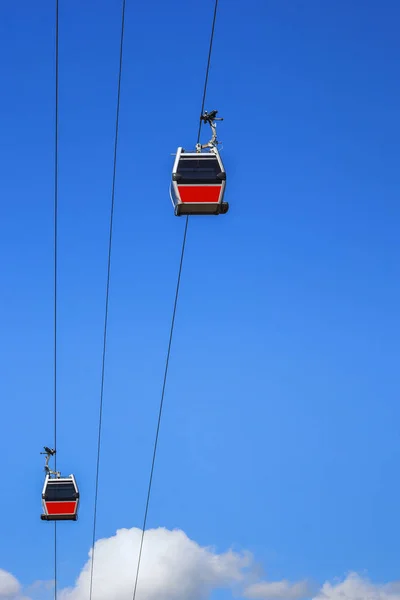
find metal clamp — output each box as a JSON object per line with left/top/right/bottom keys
{"left": 196, "top": 110, "right": 223, "bottom": 153}
{"left": 41, "top": 446, "right": 61, "bottom": 478}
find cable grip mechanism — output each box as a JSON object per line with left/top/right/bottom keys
{"left": 196, "top": 110, "right": 223, "bottom": 153}
{"left": 41, "top": 446, "right": 61, "bottom": 478}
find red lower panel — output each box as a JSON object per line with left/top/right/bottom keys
{"left": 178, "top": 185, "right": 221, "bottom": 204}
{"left": 45, "top": 501, "right": 77, "bottom": 515}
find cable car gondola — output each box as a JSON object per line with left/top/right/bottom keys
{"left": 40, "top": 447, "right": 79, "bottom": 521}
{"left": 170, "top": 110, "right": 229, "bottom": 216}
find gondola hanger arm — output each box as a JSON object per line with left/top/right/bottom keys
{"left": 196, "top": 109, "right": 223, "bottom": 153}
{"left": 41, "top": 446, "right": 61, "bottom": 478}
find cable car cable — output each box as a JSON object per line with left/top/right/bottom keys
{"left": 130, "top": 2, "right": 219, "bottom": 599}
{"left": 88, "top": 2, "right": 127, "bottom": 599}
{"left": 130, "top": 216, "right": 189, "bottom": 600}
{"left": 53, "top": 1, "right": 59, "bottom": 598}
{"left": 197, "top": 0, "right": 219, "bottom": 144}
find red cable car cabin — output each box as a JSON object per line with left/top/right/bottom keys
{"left": 41, "top": 474, "right": 79, "bottom": 521}
{"left": 170, "top": 147, "right": 229, "bottom": 216}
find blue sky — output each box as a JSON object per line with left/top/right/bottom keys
{"left": 0, "top": 0, "right": 400, "bottom": 598}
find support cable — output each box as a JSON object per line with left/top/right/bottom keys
{"left": 130, "top": 216, "right": 189, "bottom": 600}
{"left": 197, "top": 0, "right": 219, "bottom": 144}
{"left": 130, "top": 3, "right": 219, "bottom": 600}
{"left": 53, "top": 1, "right": 59, "bottom": 599}
{"left": 88, "top": 1, "right": 127, "bottom": 599}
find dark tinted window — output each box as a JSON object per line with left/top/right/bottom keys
{"left": 177, "top": 158, "right": 222, "bottom": 183}
{"left": 45, "top": 482, "right": 77, "bottom": 501}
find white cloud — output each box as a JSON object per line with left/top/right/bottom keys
{"left": 313, "top": 572, "right": 400, "bottom": 600}
{"left": 0, "top": 569, "right": 20, "bottom": 598}
{"left": 3, "top": 529, "right": 400, "bottom": 600}
{"left": 59, "top": 526, "right": 252, "bottom": 600}
{"left": 0, "top": 568, "right": 29, "bottom": 600}
{"left": 25, "top": 582, "right": 53, "bottom": 591}
{"left": 24, "top": 580, "right": 54, "bottom": 600}
{"left": 245, "top": 579, "right": 312, "bottom": 600}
